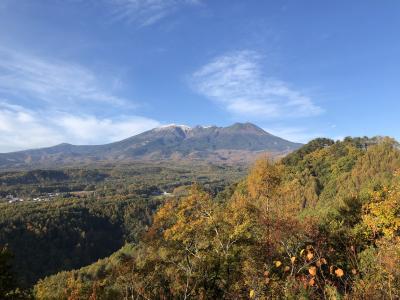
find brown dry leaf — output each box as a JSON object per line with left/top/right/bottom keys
{"left": 291, "top": 256, "right": 296, "bottom": 264}
{"left": 306, "top": 252, "right": 314, "bottom": 261}
{"left": 335, "top": 268, "right": 344, "bottom": 277}
{"left": 309, "top": 278, "right": 315, "bottom": 286}
{"left": 308, "top": 266, "right": 317, "bottom": 276}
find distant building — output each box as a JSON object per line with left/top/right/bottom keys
{"left": 5, "top": 194, "right": 24, "bottom": 203}
{"left": 8, "top": 197, "right": 24, "bottom": 203}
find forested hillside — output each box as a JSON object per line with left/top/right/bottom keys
{"left": 0, "top": 197, "right": 158, "bottom": 287}
{"left": 0, "top": 162, "right": 244, "bottom": 295}
{"left": 30, "top": 136, "right": 400, "bottom": 299}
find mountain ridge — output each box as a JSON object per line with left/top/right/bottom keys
{"left": 0, "top": 122, "right": 302, "bottom": 169}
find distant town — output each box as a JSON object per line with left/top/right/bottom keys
{"left": 3, "top": 192, "right": 62, "bottom": 204}
{"left": 1, "top": 191, "right": 98, "bottom": 204}
{"left": 2, "top": 189, "right": 173, "bottom": 204}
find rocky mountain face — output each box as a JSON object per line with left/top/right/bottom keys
{"left": 0, "top": 123, "right": 302, "bottom": 168}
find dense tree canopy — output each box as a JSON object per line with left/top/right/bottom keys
{"left": 30, "top": 136, "right": 400, "bottom": 299}
{"left": 3, "top": 137, "right": 400, "bottom": 299}
{"left": 0, "top": 197, "right": 160, "bottom": 287}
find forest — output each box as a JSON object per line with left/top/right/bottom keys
{"left": 2, "top": 137, "right": 400, "bottom": 299}
{"left": 0, "top": 162, "right": 244, "bottom": 298}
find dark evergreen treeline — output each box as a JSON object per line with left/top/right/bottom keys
{"left": 0, "top": 197, "right": 159, "bottom": 287}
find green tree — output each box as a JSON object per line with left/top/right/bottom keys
{"left": 0, "top": 246, "right": 16, "bottom": 299}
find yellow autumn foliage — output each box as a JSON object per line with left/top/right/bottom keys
{"left": 362, "top": 179, "right": 400, "bottom": 239}
{"left": 247, "top": 158, "right": 281, "bottom": 200}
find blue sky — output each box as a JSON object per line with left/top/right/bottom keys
{"left": 0, "top": 0, "right": 399, "bottom": 152}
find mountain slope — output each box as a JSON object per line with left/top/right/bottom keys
{"left": 0, "top": 123, "right": 302, "bottom": 168}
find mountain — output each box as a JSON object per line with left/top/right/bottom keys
{"left": 0, "top": 123, "right": 302, "bottom": 169}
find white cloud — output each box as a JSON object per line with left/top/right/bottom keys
{"left": 0, "top": 48, "right": 164, "bottom": 152}
{"left": 108, "top": 0, "right": 200, "bottom": 26}
{"left": 264, "top": 126, "right": 323, "bottom": 144}
{"left": 0, "top": 48, "right": 129, "bottom": 108}
{"left": 55, "top": 114, "right": 159, "bottom": 144}
{"left": 0, "top": 101, "right": 159, "bottom": 153}
{"left": 191, "top": 50, "right": 323, "bottom": 119}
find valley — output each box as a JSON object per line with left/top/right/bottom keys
{"left": 1, "top": 1, "right": 398, "bottom": 298}
{"left": 0, "top": 161, "right": 245, "bottom": 287}
{"left": 2, "top": 136, "right": 400, "bottom": 299}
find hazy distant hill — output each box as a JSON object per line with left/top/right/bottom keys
{"left": 0, "top": 122, "right": 302, "bottom": 169}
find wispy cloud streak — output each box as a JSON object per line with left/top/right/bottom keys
{"left": 191, "top": 50, "right": 323, "bottom": 119}
{"left": 0, "top": 48, "right": 128, "bottom": 108}
{"left": 108, "top": 0, "right": 200, "bottom": 26}
{"left": 0, "top": 48, "right": 161, "bottom": 152}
